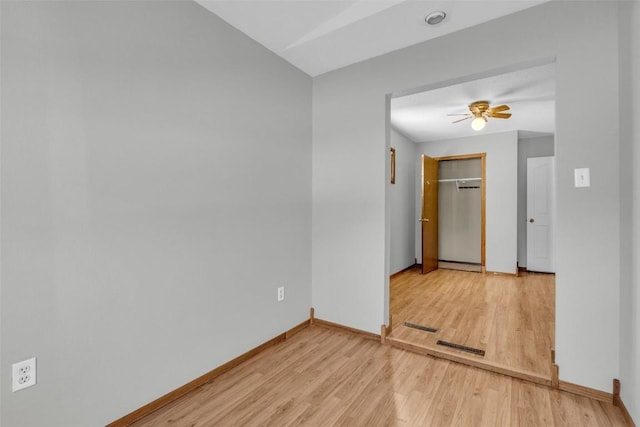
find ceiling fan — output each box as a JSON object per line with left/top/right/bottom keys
{"left": 448, "top": 101, "right": 512, "bottom": 130}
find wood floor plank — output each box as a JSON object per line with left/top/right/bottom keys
{"left": 130, "top": 325, "right": 628, "bottom": 426}
{"left": 389, "top": 267, "right": 555, "bottom": 378}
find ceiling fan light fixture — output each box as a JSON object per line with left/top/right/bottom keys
{"left": 425, "top": 11, "right": 446, "bottom": 25}
{"left": 471, "top": 117, "right": 486, "bottom": 131}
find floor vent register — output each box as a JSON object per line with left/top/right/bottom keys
{"left": 436, "top": 340, "right": 485, "bottom": 356}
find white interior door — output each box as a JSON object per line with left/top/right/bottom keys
{"left": 527, "top": 156, "right": 555, "bottom": 273}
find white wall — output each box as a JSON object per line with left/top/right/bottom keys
{"left": 415, "top": 132, "right": 518, "bottom": 274}
{"left": 517, "top": 135, "right": 555, "bottom": 268}
{"left": 389, "top": 129, "right": 417, "bottom": 274}
{"left": 0, "top": 2, "right": 312, "bottom": 426}
{"left": 619, "top": 0, "right": 640, "bottom": 421}
{"left": 312, "top": 78, "right": 387, "bottom": 332}
{"left": 312, "top": 1, "right": 621, "bottom": 392}
{"left": 629, "top": 0, "right": 640, "bottom": 417}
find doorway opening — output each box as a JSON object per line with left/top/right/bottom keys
{"left": 419, "top": 153, "right": 486, "bottom": 274}
{"left": 438, "top": 155, "right": 485, "bottom": 273}
{"left": 386, "top": 61, "right": 556, "bottom": 383}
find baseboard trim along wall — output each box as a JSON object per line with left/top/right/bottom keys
{"left": 557, "top": 379, "right": 635, "bottom": 425}
{"left": 390, "top": 263, "right": 417, "bottom": 279}
{"left": 558, "top": 380, "right": 613, "bottom": 403}
{"left": 108, "top": 315, "right": 635, "bottom": 427}
{"left": 312, "top": 317, "right": 381, "bottom": 341}
{"left": 381, "top": 315, "right": 393, "bottom": 345}
{"left": 107, "top": 319, "right": 311, "bottom": 426}
{"left": 613, "top": 379, "right": 637, "bottom": 427}
{"left": 620, "top": 404, "right": 636, "bottom": 427}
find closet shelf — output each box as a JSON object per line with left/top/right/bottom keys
{"left": 438, "top": 177, "right": 482, "bottom": 191}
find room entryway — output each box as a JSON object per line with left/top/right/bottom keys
{"left": 387, "top": 62, "right": 557, "bottom": 383}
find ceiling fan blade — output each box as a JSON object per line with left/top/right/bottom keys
{"left": 488, "top": 104, "right": 510, "bottom": 113}
{"left": 488, "top": 112, "right": 512, "bottom": 119}
{"left": 447, "top": 113, "right": 471, "bottom": 116}
{"left": 452, "top": 116, "right": 472, "bottom": 123}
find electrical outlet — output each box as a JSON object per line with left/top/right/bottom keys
{"left": 12, "top": 357, "right": 36, "bottom": 392}
{"left": 277, "top": 286, "right": 285, "bottom": 302}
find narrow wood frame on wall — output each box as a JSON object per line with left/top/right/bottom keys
{"left": 434, "top": 153, "right": 486, "bottom": 268}
{"left": 390, "top": 147, "right": 396, "bottom": 184}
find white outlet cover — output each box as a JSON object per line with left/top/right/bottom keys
{"left": 12, "top": 357, "right": 36, "bottom": 392}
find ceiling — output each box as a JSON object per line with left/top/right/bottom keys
{"left": 195, "top": 0, "right": 549, "bottom": 77}
{"left": 195, "top": 0, "right": 555, "bottom": 142}
{"left": 391, "top": 63, "right": 556, "bottom": 142}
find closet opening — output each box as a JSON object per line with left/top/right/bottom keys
{"left": 435, "top": 154, "right": 485, "bottom": 273}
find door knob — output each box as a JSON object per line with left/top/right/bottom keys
{"left": 529, "top": 218, "right": 535, "bottom": 223}
{"left": 418, "top": 218, "right": 430, "bottom": 223}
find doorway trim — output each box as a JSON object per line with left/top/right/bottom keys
{"left": 433, "top": 152, "right": 486, "bottom": 270}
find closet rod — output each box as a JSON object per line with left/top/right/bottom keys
{"left": 438, "top": 177, "right": 482, "bottom": 182}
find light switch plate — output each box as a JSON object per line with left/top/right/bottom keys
{"left": 574, "top": 168, "right": 590, "bottom": 188}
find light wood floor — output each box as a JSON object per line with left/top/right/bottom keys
{"left": 388, "top": 267, "right": 555, "bottom": 379}
{"left": 131, "top": 325, "right": 625, "bottom": 426}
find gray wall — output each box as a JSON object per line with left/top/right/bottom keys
{"left": 517, "top": 135, "right": 555, "bottom": 268}
{"left": 416, "top": 132, "right": 518, "bottom": 273}
{"left": 619, "top": 0, "right": 640, "bottom": 421}
{"left": 2, "top": 0, "right": 638, "bottom": 424}
{"left": 0, "top": 2, "right": 312, "bottom": 426}
{"left": 312, "top": 1, "right": 621, "bottom": 393}
{"left": 389, "top": 129, "right": 417, "bottom": 274}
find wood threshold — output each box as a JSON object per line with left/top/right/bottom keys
{"left": 558, "top": 380, "right": 613, "bottom": 403}
{"left": 107, "top": 319, "right": 310, "bottom": 427}
{"left": 313, "top": 317, "right": 381, "bottom": 341}
{"left": 386, "top": 336, "right": 551, "bottom": 387}
{"left": 485, "top": 270, "right": 519, "bottom": 277}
